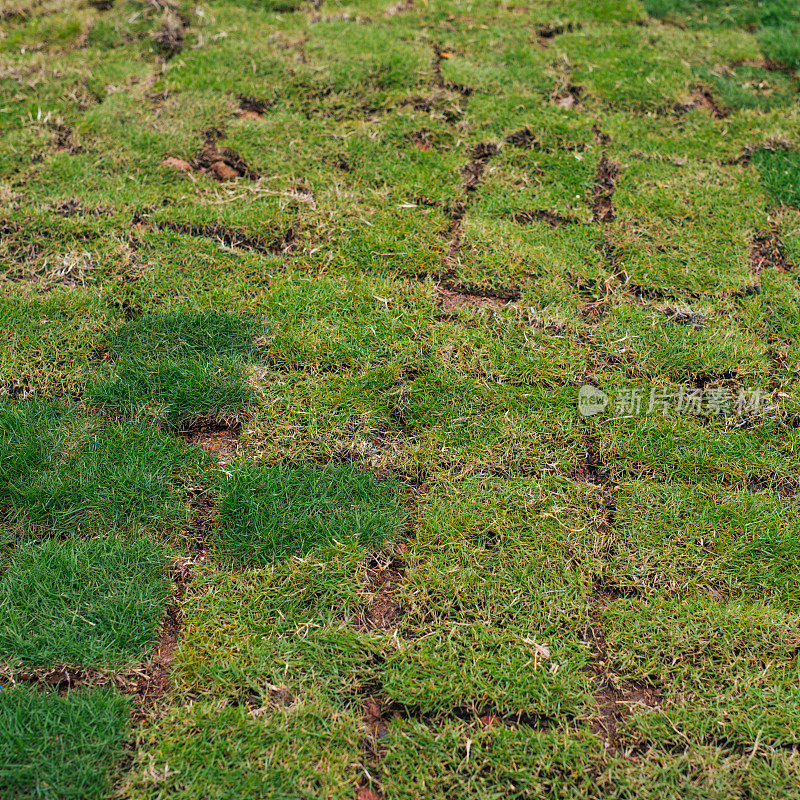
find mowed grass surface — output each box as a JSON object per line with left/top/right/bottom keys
{"left": 1, "top": 0, "right": 800, "bottom": 797}
{"left": 0, "top": 686, "right": 131, "bottom": 800}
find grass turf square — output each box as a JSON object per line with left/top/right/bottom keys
{"left": 0, "top": 537, "right": 170, "bottom": 669}
{"left": 215, "top": 461, "right": 407, "bottom": 564}
{"left": 0, "top": 685, "right": 130, "bottom": 800}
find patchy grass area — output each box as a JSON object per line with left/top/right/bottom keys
{"left": 1, "top": 0, "right": 799, "bottom": 797}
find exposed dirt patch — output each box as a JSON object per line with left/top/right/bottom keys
{"left": 51, "top": 197, "right": 108, "bottom": 216}
{"left": 591, "top": 156, "right": 621, "bottom": 223}
{"left": 360, "top": 689, "right": 556, "bottom": 734}
{"left": 408, "top": 94, "right": 463, "bottom": 123}
{"left": 356, "top": 786, "right": 384, "bottom": 800}
{"left": 154, "top": 220, "right": 298, "bottom": 256}
{"left": 591, "top": 682, "right": 661, "bottom": 746}
{"left": 183, "top": 489, "right": 216, "bottom": 559}
{"left": 728, "top": 282, "right": 760, "bottom": 299}
{"left": 537, "top": 21, "right": 582, "bottom": 40}
{"left": 153, "top": 13, "right": 185, "bottom": 60}
{"left": 435, "top": 280, "right": 519, "bottom": 312}
{"left": 385, "top": 0, "right": 413, "bottom": 15}
{"left": 750, "top": 229, "right": 793, "bottom": 273}
{"left": 585, "top": 594, "right": 661, "bottom": 749}
{"left": 513, "top": 209, "right": 579, "bottom": 227}
{"left": 730, "top": 57, "right": 797, "bottom": 75}
{"left": 358, "top": 551, "right": 405, "bottom": 630}
{"left": 196, "top": 129, "right": 259, "bottom": 181}
{"left": 236, "top": 95, "right": 274, "bottom": 118}
{"left": 504, "top": 127, "right": 539, "bottom": 149}
{"left": 678, "top": 87, "right": 729, "bottom": 119}
{"left": 436, "top": 286, "right": 508, "bottom": 311}
{"left": 407, "top": 128, "right": 433, "bottom": 150}
{"left": 553, "top": 84, "right": 582, "bottom": 110}
{"left": 728, "top": 137, "right": 793, "bottom": 165}
{"left": 661, "top": 305, "right": 707, "bottom": 327}
{"left": 692, "top": 370, "right": 737, "bottom": 390}
{"left": 179, "top": 417, "right": 241, "bottom": 461}
{"left": 577, "top": 437, "right": 612, "bottom": 490}
{"left": 576, "top": 433, "right": 659, "bottom": 752}
{"left": 746, "top": 473, "right": 799, "bottom": 497}
{"left": 52, "top": 123, "right": 79, "bottom": 154}
{"left": 132, "top": 557, "right": 192, "bottom": 718}
{"left": 592, "top": 124, "right": 611, "bottom": 146}
{"left": 625, "top": 283, "right": 701, "bottom": 302}
{"left": 161, "top": 156, "right": 193, "bottom": 173}
{"left": 441, "top": 279, "right": 520, "bottom": 303}
{"left": 240, "top": 685, "right": 296, "bottom": 716}
{"left": 461, "top": 142, "right": 499, "bottom": 191}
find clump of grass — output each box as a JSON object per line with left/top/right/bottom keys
{"left": 0, "top": 537, "right": 170, "bottom": 668}
{"left": 103, "top": 311, "right": 261, "bottom": 361}
{"left": 0, "top": 685, "right": 130, "bottom": 800}
{"left": 643, "top": 0, "right": 798, "bottom": 29}
{"left": 752, "top": 149, "right": 800, "bottom": 208}
{"left": 697, "top": 66, "right": 795, "bottom": 112}
{"left": 86, "top": 356, "right": 253, "bottom": 431}
{"left": 645, "top": 0, "right": 800, "bottom": 71}
{"left": 0, "top": 400, "right": 68, "bottom": 507}
{"left": 215, "top": 462, "right": 406, "bottom": 564}
{"left": 0, "top": 404, "right": 200, "bottom": 536}
{"left": 760, "top": 24, "right": 800, "bottom": 71}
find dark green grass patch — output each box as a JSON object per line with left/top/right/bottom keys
{"left": 86, "top": 356, "right": 253, "bottom": 430}
{"left": 752, "top": 149, "right": 800, "bottom": 208}
{"left": 0, "top": 400, "right": 68, "bottom": 508}
{"left": 0, "top": 405, "right": 200, "bottom": 536}
{"left": 698, "top": 65, "right": 797, "bottom": 111}
{"left": 87, "top": 310, "right": 260, "bottom": 428}
{"left": 0, "top": 537, "right": 170, "bottom": 669}
{"left": 0, "top": 685, "right": 130, "bottom": 800}
{"left": 644, "top": 0, "right": 800, "bottom": 71}
{"left": 215, "top": 462, "right": 406, "bottom": 563}
{"left": 643, "top": 0, "right": 799, "bottom": 29}
{"left": 760, "top": 24, "right": 800, "bottom": 71}
{"left": 103, "top": 311, "right": 262, "bottom": 362}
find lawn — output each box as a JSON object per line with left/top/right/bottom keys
{"left": 1, "top": 0, "right": 799, "bottom": 797}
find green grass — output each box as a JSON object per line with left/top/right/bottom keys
{"left": 103, "top": 311, "right": 263, "bottom": 361}
{"left": 0, "top": 537, "right": 171, "bottom": 669}
{"left": 87, "top": 356, "right": 254, "bottom": 430}
{"left": 85, "top": 312, "right": 261, "bottom": 427}
{"left": 0, "top": 685, "right": 130, "bottom": 800}
{"left": 0, "top": 404, "right": 202, "bottom": 536}
{"left": 215, "top": 462, "right": 407, "bottom": 563}
{"left": 752, "top": 148, "right": 800, "bottom": 208}
{"left": 2, "top": 0, "right": 800, "bottom": 795}
{"left": 698, "top": 65, "right": 797, "bottom": 112}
